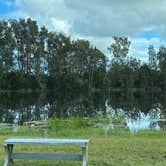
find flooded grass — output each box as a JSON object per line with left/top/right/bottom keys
{"left": 0, "top": 119, "right": 166, "bottom": 165}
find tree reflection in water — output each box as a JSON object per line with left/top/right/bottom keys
{"left": 0, "top": 91, "right": 166, "bottom": 132}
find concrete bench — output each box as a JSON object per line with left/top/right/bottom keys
{"left": 3, "top": 138, "right": 90, "bottom": 166}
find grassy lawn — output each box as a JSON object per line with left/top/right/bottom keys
{"left": 0, "top": 120, "right": 166, "bottom": 165}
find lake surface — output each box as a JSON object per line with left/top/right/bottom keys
{"left": 0, "top": 91, "right": 166, "bottom": 132}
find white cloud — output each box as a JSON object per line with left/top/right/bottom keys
{"left": 12, "top": 0, "right": 166, "bottom": 37}
{"left": 129, "top": 37, "right": 165, "bottom": 61}
{"left": 50, "top": 18, "right": 71, "bottom": 34}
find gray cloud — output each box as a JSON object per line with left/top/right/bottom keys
{"left": 65, "top": 0, "right": 166, "bottom": 37}
{"left": 4, "top": 0, "right": 166, "bottom": 60}
{"left": 13, "top": 0, "right": 166, "bottom": 37}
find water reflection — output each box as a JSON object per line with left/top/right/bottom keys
{"left": 105, "top": 100, "right": 165, "bottom": 132}
{"left": 126, "top": 112, "right": 161, "bottom": 132}
{"left": 0, "top": 91, "right": 166, "bottom": 132}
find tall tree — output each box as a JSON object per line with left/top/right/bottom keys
{"left": 148, "top": 45, "right": 157, "bottom": 70}
{"left": 47, "top": 32, "right": 71, "bottom": 77}
{"left": 0, "top": 21, "right": 15, "bottom": 75}
{"left": 72, "top": 40, "right": 107, "bottom": 89}
{"left": 34, "top": 26, "right": 48, "bottom": 89}
{"left": 10, "top": 19, "right": 27, "bottom": 75}
{"left": 108, "top": 36, "right": 131, "bottom": 63}
{"left": 157, "top": 46, "right": 166, "bottom": 94}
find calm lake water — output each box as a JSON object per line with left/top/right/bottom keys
{"left": 0, "top": 91, "right": 166, "bottom": 133}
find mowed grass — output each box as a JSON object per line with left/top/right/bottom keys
{"left": 0, "top": 119, "right": 166, "bottom": 166}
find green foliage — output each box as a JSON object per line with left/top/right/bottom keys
{"left": 1, "top": 18, "right": 166, "bottom": 94}
{"left": 108, "top": 36, "right": 131, "bottom": 59}
{"left": 0, "top": 18, "right": 107, "bottom": 91}
{"left": 48, "top": 118, "right": 91, "bottom": 131}
{"left": 0, "top": 122, "right": 166, "bottom": 165}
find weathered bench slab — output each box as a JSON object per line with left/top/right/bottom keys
{"left": 3, "top": 138, "right": 89, "bottom": 166}
{"left": 12, "top": 153, "right": 83, "bottom": 160}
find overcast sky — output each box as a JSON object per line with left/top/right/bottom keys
{"left": 0, "top": 0, "right": 166, "bottom": 61}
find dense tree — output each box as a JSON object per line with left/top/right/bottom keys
{"left": 1, "top": 18, "right": 166, "bottom": 96}
{"left": 148, "top": 45, "right": 157, "bottom": 70}
{"left": 47, "top": 32, "right": 72, "bottom": 77}
{"left": 0, "top": 21, "right": 15, "bottom": 75}
{"left": 71, "top": 40, "right": 107, "bottom": 89}
{"left": 108, "top": 36, "right": 131, "bottom": 63}
{"left": 157, "top": 46, "right": 166, "bottom": 93}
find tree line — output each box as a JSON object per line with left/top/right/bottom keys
{"left": 0, "top": 18, "right": 107, "bottom": 91}
{"left": 1, "top": 18, "right": 166, "bottom": 95}
{"left": 107, "top": 37, "right": 166, "bottom": 96}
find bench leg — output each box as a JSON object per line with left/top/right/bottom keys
{"left": 4, "top": 144, "right": 14, "bottom": 166}
{"left": 82, "top": 146, "right": 88, "bottom": 166}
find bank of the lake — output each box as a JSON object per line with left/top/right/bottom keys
{"left": 0, "top": 123, "right": 166, "bottom": 166}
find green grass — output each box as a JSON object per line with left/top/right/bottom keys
{"left": 0, "top": 119, "right": 166, "bottom": 166}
